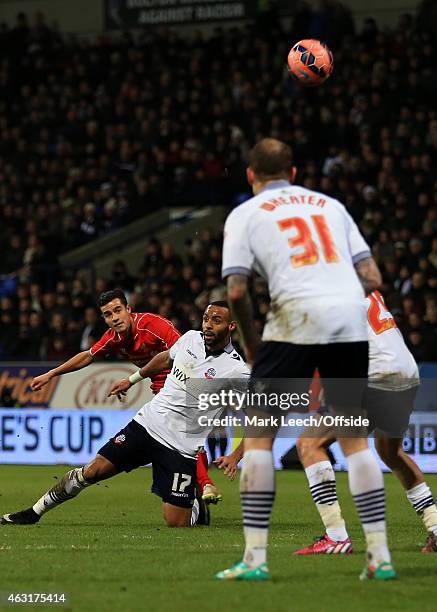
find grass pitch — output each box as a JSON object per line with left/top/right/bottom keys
{"left": 1, "top": 466, "right": 436, "bottom": 612}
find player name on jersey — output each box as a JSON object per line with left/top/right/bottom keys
{"left": 260, "top": 193, "right": 327, "bottom": 211}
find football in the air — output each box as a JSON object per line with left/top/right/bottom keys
{"left": 287, "top": 39, "right": 333, "bottom": 86}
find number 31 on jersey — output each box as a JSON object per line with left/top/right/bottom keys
{"left": 277, "top": 215, "right": 339, "bottom": 267}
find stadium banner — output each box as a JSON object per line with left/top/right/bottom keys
{"left": 0, "top": 363, "right": 154, "bottom": 409}
{"left": 0, "top": 409, "right": 137, "bottom": 465}
{"left": 104, "top": 0, "right": 257, "bottom": 28}
{"left": 1, "top": 409, "right": 437, "bottom": 472}
{"left": 0, "top": 364, "right": 58, "bottom": 408}
{"left": 272, "top": 412, "right": 437, "bottom": 475}
{"left": 2, "top": 362, "right": 434, "bottom": 411}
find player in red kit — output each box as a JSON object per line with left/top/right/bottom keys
{"left": 30, "top": 289, "right": 220, "bottom": 504}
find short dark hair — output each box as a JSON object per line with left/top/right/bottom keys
{"left": 209, "top": 300, "right": 230, "bottom": 310}
{"left": 97, "top": 289, "right": 127, "bottom": 308}
{"left": 248, "top": 138, "right": 293, "bottom": 180}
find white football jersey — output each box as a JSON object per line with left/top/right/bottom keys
{"left": 134, "top": 330, "right": 250, "bottom": 457}
{"left": 367, "top": 291, "right": 419, "bottom": 391}
{"left": 222, "top": 181, "right": 370, "bottom": 344}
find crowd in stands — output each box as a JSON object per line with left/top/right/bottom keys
{"left": 0, "top": 2, "right": 436, "bottom": 362}
{"left": 1, "top": 229, "right": 436, "bottom": 362}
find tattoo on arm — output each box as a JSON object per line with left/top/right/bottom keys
{"left": 227, "top": 274, "right": 260, "bottom": 359}
{"left": 355, "top": 257, "right": 382, "bottom": 294}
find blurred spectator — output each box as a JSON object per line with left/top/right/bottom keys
{"left": 26, "top": 311, "right": 46, "bottom": 359}
{"left": 107, "top": 260, "right": 136, "bottom": 293}
{"left": 80, "top": 306, "right": 105, "bottom": 350}
{"left": 2, "top": 236, "right": 24, "bottom": 274}
{"left": 46, "top": 336, "right": 72, "bottom": 361}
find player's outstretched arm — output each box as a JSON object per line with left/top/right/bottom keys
{"left": 213, "top": 440, "right": 244, "bottom": 480}
{"left": 355, "top": 256, "right": 382, "bottom": 294}
{"left": 108, "top": 350, "right": 172, "bottom": 397}
{"left": 31, "top": 351, "right": 94, "bottom": 391}
{"left": 227, "top": 274, "right": 261, "bottom": 364}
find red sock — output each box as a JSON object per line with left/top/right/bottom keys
{"left": 196, "top": 451, "right": 214, "bottom": 489}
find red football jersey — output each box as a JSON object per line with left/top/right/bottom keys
{"left": 90, "top": 312, "right": 181, "bottom": 394}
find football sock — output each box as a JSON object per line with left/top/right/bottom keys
{"left": 406, "top": 482, "right": 437, "bottom": 536}
{"left": 241, "top": 449, "right": 275, "bottom": 567}
{"left": 219, "top": 436, "right": 227, "bottom": 457}
{"left": 206, "top": 437, "right": 217, "bottom": 462}
{"left": 305, "top": 460, "right": 349, "bottom": 541}
{"left": 196, "top": 451, "right": 214, "bottom": 488}
{"left": 347, "top": 448, "right": 391, "bottom": 565}
{"left": 191, "top": 499, "right": 200, "bottom": 526}
{"left": 32, "top": 468, "right": 91, "bottom": 516}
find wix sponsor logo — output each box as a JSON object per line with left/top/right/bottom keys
{"left": 172, "top": 366, "right": 190, "bottom": 384}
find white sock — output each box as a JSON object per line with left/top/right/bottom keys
{"left": 305, "top": 461, "right": 349, "bottom": 542}
{"left": 407, "top": 482, "right": 437, "bottom": 536}
{"left": 33, "top": 468, "right": 91, "bottom": 516}
{"left": 191, "top": 499, "right": 199, "bottom": 526}
{"left": 347, "top": 448, "right": 390, "bottom": 565}
{"left": 241, "top": 449, "right": 275, "bottom": 567}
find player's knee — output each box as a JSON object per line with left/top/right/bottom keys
{"left": 82, "top": 456, "right": 113, "bottom": 483}
{"left": 163, "top": 503, "right": 191, "bottom": 527}
{"left": 82, "top": 464, "right": 100, "bottom": 483}
{"left": 296, "top": 437, "right": 316, "bottom": 463}
{"left": 375, "top": 437, "right": 399, "bottom": 466}
{"left": 164, "top": 514, "right": 190, "bottom": 528}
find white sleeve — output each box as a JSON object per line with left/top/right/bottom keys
{"left": 230, "top": 361, "right": 251, "bottom": 401}
{"left": 231, "top": 360, "right": 251, "bottom": 381}
{"left": 222, "top": 207, "right": 254, "bottom": 279}
{"left": 237, "top": 361, "right": 251, "bottom": 377}
{"left": 169, "top": 331, "right": 190, "bottom": 360}
{"left": 344, "top": 209, "right": 371, "bottom": 264}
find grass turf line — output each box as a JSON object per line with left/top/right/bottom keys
{"left": 1, "top": 466, "right": 436, "bottom": 612}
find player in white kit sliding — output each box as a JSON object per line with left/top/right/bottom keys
{"left": 217, "top": 138, "right": 395, "bottom": 581}
{"left": 2, "top": 302, "right": 249, "bottom": 529}
{"left": 295, "top": 290, "right": 437, "bottom": 555}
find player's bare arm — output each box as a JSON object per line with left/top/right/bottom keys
{"left": 108, "top": 349, "right": 172, "bottom": 397}
{"left": 227, "top": 274, "right": 260, "bottom": 364}
{"left": 213, "top": 440, "right": 244, "bottom": 480}
{"left": 355, "top": 257, "right": 382, "bottom": 294}
{"left": 31, "top": 351, "right": 95, "bottom": 391}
